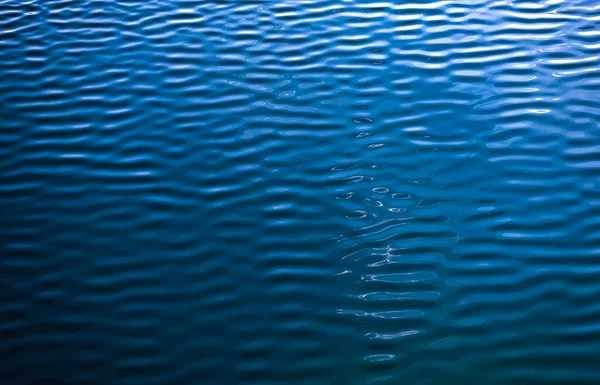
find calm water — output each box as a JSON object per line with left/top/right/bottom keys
{"left": 2, "top": 0, "right": 600, "bottom": 384}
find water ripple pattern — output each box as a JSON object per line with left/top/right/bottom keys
{"left": 1, "top": 0, "right": 600, "bottom": 384}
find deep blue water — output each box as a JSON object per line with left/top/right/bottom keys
{"left": 2, "top": 0, "right": 600, "bottom": 384}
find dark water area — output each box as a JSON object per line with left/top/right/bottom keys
{"left": 2, "top": 0, "right": 600, "bottom": 384}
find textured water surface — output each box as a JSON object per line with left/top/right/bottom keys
{"left": 2, "top": 0, "right": 600, "bottom": 384}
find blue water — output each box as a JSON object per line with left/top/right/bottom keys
{"left": 2, "top": 0, "right": 600, "bottom": 384}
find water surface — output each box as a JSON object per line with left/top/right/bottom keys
{"left": 2, "top": 0, "right": 600, "bottom": 384}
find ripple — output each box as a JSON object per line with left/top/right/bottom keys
{"left": 2, "top": 0, "right": 600, "bottom": 384}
